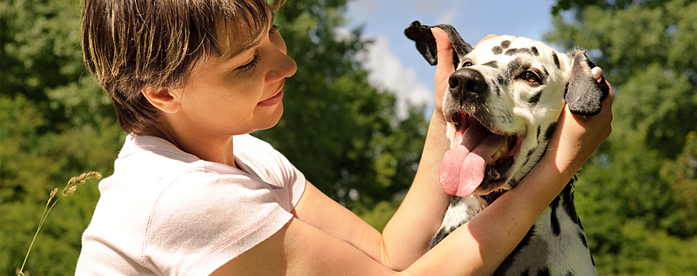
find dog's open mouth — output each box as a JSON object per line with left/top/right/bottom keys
{"left": 439, "top": 112, "right": 522, "bottom": 197}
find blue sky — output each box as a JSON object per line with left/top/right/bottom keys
{"left": 344, "top": 0, "right": 558, "bottom": 117}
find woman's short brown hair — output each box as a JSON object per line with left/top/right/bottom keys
{"left": 81, "top": 0, "right": 285, "bottom": 134}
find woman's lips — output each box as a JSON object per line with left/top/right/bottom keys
{"left": 258, "top": 80, "right": 285, "bottom": 106}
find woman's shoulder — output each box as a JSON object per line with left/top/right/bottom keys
{"left": 82, "top": 164, "right": 294, "bottom": 276}
{"left": 234, "top": 133, "right": 275, "bottom": 154}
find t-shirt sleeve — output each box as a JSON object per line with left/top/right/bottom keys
{"left": 142, "top": 171, "right": 293, "bottom": 276}
{"left": 235, "top": 134, "right": 307, "bottom": 210}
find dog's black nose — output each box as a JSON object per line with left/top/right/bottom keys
{"left": 449, "top": 68, "right": 488, "bottom": 98}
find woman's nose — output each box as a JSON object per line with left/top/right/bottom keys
{"left": 266, "top": 48, "right": 297, "bottom": 81}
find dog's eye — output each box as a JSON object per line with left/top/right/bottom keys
{"left": 520, "top": 71, "right": 541, "bottom": 84}
{"left": 463, "top": 61, "right": 474, "bottom": 67}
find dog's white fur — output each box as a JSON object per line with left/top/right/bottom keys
{"left": 442, "top": 36, "right": 574, "bottom": 195}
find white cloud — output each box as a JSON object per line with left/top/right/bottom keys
{"left": 437, "top": 10, "right": 458, "bottom": 25}
{"left": 363, "top": 35, "right": 432, "bottom": 119}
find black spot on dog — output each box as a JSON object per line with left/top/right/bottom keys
{"left": 520, "top": 270, "right": 530, "bottom": 276}
{"left": 543, "top": 122, "right": 557, "bottom": 142}
{"left": 505, "top": 47, "right": 535, "bottom": 56}
{"left": 500, "top": 40, "right": 511, "bottom": 49}
{"left": 506, "top": 57, "right": 523, "bottom": 78}
{"left": 507, "top": 177, "right": 520, "bottom": 188}
{"left": 466, "top": 201, "right": 482, "bottom": 219}
{"left": 578, "top": 231, "right": 588, "bottom": 248}
{"left": 497, "top": 75, "right": 507, "bottom": 86}
{"left": 528, "top": 90, "right": 543, "bottom": 106}
{"left": 591, "top": 252, "right": 596, "bottom": 266}
{"left": 504, "top": 48, "right": 516, "bottom": 56}
{"left": 522, "top": 146, "right": 538, "bottom": 168}
{"left": 536, "top": 125, "right": 541, "bottom": 140}
{"left": 542, "top": 66, "right": 549, "bottom": 77}
{"left": 449, "top": 195, "right": 463, "bottom": 207}
{"left": 585, "top": 56, "right": 596, "bottom": 69}
{"left": 520, "top": 226, "right": 535, "bottom": 248}
{"left": 566, "top": 272, "right": 575, "bottom": 276}
{"left": 537, "top": 267, "right": 552, "bottom": 276}
{"left": 429, "top": 228, "right": 448, "bottom": 249}
{"left": 432, "top": 195, "right": 484, "bottom": 249}
{"left": 550, "top": 196, "right": 561, "bottom": 236}
{"left": 526, "top": 149, "right": 534, "bottom": 159}
{"left": 552, "top": 52, "right": 561, "bottom": 70}
{"left": 561, "top": 178, "right": 585, "bottom": 229}
{"left": 430, "top": 226, "right": 461, "bottom": 249}
{"left": 482, "top": 60, "right": 499, "bottom": 68}
{"left": 492, "top": 46, "right": 503, "bottom": 55}
{"left": 495, "top": 226, "right": 536, "bottom": 275}
{"left": 531, "top": 46, "right": 539, "bottom": 56}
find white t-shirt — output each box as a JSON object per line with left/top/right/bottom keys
{"left": 75, "top": 134, "right": 306, "bottom": 276}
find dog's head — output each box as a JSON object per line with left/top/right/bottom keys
{"left": 405, "top": 21, "right": 609, "bottom": 198}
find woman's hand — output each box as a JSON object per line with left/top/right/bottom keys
{"left": 431, "top": 28, "right": 455, "bottom": 122}
{"left": 546, "top": 77, "right": 613, "bottom": 181}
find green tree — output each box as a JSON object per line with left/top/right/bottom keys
{"left": 1, "top": 0, "right": 123, "bottom": 275}
{"left": 547, "top": 0, "right": 697, "bottom": 274}
{"left": 1, "top": 0, "right": 427, "bottom": 274}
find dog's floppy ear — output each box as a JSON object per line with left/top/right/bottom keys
{"left": 565, "top": 49, "right": 610, "bottom": 116}
{"left": 404, "top": 21, "right": 473, "bottom": 68}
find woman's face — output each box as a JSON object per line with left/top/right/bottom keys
{"left": 173, "top": 18, "right": 297, "bottom": 138}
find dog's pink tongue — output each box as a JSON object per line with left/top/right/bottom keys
{"left": 439, "top": 124, "right": 505, "bottom": 197}
{"left": 440, "top": 145, "right": 469, "bottom": 195}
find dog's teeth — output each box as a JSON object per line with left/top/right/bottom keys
{"left": 500, "top": 142, "right": 508, "bottom": 153}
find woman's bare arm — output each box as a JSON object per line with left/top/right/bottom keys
{"left": 211, "top": 27, "right": 613, "bottom": 275}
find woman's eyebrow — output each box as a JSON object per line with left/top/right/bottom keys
{"left": 223, "top": 12, "right": 275, "bottom": 60}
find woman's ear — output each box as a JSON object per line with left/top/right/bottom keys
{"left": 141, "top": 86, "right": 181, "bottom": 114}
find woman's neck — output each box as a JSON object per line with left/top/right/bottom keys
{"left": 140, "top": 124, "right": 238, "bottom": 169}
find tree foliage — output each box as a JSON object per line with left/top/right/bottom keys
{"left": 0, "top": 0, "right": 425, "bottom": 274}
{"left": 254, "top": 2, "right": 427, "bottom": 210}
{"left": 547, "top": 0, "right": 697, "bottom": 274}
{"left": 1, "top": 0, "right": 123, "bottom": 274}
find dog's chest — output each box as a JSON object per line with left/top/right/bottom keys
{"left": 432, "top": 182, "right": 597, "bottom": 276}
{"left": 494, "top": 202, "right": 597, "bottom": 276}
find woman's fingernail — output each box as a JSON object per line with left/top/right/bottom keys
{"left": 592, "top": 67, "right": 603, "bottom": 80}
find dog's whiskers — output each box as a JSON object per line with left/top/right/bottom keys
{"left": 502, "top": 114, "right": 511, "bottom": 128}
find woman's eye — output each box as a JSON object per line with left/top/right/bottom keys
{"left": 520, "top": 71, "right": 541, "bottom": 84}
{"left": 236, "top": 25, "right": 280, "bottom": 73}
{"left": 238, "top": 55, "right": 259, "bottom": 72}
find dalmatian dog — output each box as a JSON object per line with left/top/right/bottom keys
{"left": 405, "top": 21, "right": 609, "bottom": 276}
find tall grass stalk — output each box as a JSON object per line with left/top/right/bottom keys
{"left": 17, "top": 171, "right": 102, "bottom": 276}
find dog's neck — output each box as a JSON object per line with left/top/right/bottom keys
{"left": 431, "top": 176, "right": 581, "bottom": 249}
{"left": 493, "top": 176, "right": 596, "bottom": 276}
